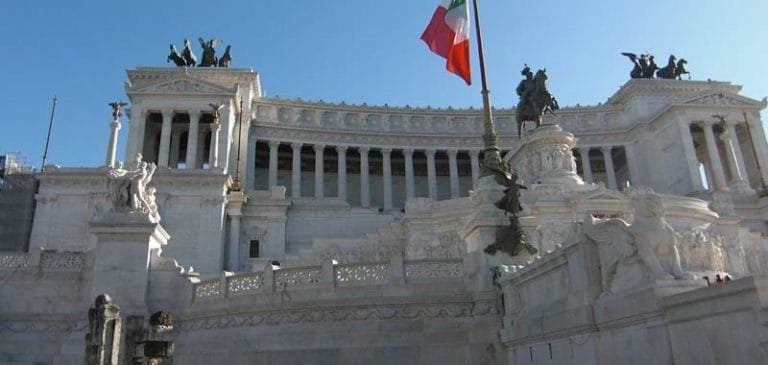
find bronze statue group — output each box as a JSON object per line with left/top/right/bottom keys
{"left": 621, "top": 52, "right": 690, "bottom": 80}
{"left": 168, "top": 38, "right": 232, "bottom": 68}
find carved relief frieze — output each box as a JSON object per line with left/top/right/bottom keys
{"left": 179, "top": 302, "right": 477, "bottom": 330}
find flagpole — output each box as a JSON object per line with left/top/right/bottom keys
{"left": 41, "top": 96, "right": 58, "bottom": 173}
{"left": 471, "top": 0, "right": 508, "bottom": 177}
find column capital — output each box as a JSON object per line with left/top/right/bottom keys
{"left": 336, "top": 145, "right": 348, "bottom": 153}
{"left": 359, "top": 146, "right": 370, "bottom": 154}
{"left": 578, "top": 146, "right": 591, "bottom": 154}
{"left": 380, "top": 147, "right": 392, "bottom": 155}
{"left": 468, "top": 149, "right": 480, "bottom": 157}
{"left": 700, "top": 120, "right": 716, "bottom": 128}
{"left": 188, "top": 109, "right": 202, "bottom": 119}
{"left": 313, "top": 144, "right": 326, "bottom": 152}
{"left": 291, "top": 142, "right": 303, "bottom": 150}
{"left": 425, "top": 149, "right": 436, "bottom": 156}
{"left": 268, "top": 140, "right": 281, "bottom": 148}
{"left": 600, "top": 145, "right": 613, "bottom": 154}
{"left": 402, "top": 148, "right": 414, "bottom": 156}
{"left": 161, "top": 109, "right": 175, "bottom": 119}
{"left": 446, "top": 149, "right": 458, "bottom": 157}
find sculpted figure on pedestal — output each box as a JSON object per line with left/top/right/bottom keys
{"left": 106, "top": 153, "right": 160, "bottom": 222}
{"left": 584, "top": 192, "right": 693, "bottom": 295}
{"left": 515, "top": 65, "right": 559, "bottom": 138}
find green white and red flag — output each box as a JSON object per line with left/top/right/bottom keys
{"left": 421, "top": 0, "right": 472, "bottom": 85}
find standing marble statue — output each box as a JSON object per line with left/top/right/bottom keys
{"left": 106, "top": 153, "right": 160, "bottom": 222}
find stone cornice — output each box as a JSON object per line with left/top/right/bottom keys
{"left": 606, "top": 79, "right": 744, "bottom": 106}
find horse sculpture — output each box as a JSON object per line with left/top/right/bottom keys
{"left": 182, "top": 39, "right": 197, "bottom": 67}
{"left": 218, "top": 45, "right": 232, "bottom": 68}
{"left": 516, "top": 67, "right": 559, "bottom": 138}
{"left": 167, "top": 44, "right": 186, "bottom": 66}
{"left": 656, "top": 55, "right": 690, "bottom": 79}
{"left": 656, "top": 55, "right": 677, "bottom": 79}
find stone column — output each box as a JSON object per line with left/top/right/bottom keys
{"left": 702, "top": 121, "right": 728, "bottom": 190}
{"left": 226, "top": 191, "right": 247, "bottom": 271}
{"left": 268, "top": 141, "right": 280, "bottom": 188}
{"left": 169, "top": 131, "right": 182, "bottom": 168}
{"left": 578, "top": 147, "right": 593, "bottom": 183}
{"left": 720, "top": 126, "right": 747, "bottom": 187}
{"left": 246, "top": 133, "right": 256, "bottom": 190}
{"left": 469, "top": 150, "right": 480, "bottom": 187}
{"left": 601, "top": 146, "right": 618, "bottom": 190}
{"left": 157, "top": 110, "right": 174, "bottom": 167}
{"left": 360, "top": 147, "right": 370, "bottom": 207}
{"left": 211, "top": 122, "right": 222, "bottom": 168}
{"left": 678, "top": 120, "right": 704, "bottom": 191}
{"left": 291, "top": 143, "right": 303, "bottom": 198}
{"left": 623, "top": 144, "right": 641, "bottom": 187}
{"left": 314, "top": 144, "right": 325, "bottom": 198}
{"left": 382, "top": 148, "right": 393, "bottom": 211}
{"left": 403, "top": 148, "right": 415, "bottom": 200}
{"left": 105, "top": 116, "right": 121, "bottom": 168}
{"left": 337, "top": 146, "right": 348, "bottom": 202}
{"left": 725, "top": 121, "right": 750, "bottom": 185}
{"left": 746, "top": 115, "right": 768, "bottom": 186}
{"left": 447, "top": 149, "right": 460, "bottom": 198}
{"left": 125, "top": 106, "right": 142, "bottom": 162}
{"left": 196, "top": 128, "right": 207, "bottom": 168}
{"left": 186, "top": 110, "right": 201, "bottom": 169}
{"left": 426, "top": 149, "right": 437, "bottom": 200}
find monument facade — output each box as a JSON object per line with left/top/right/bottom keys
{"left": 2, "top": 60, "right": 768, "bottom": 364}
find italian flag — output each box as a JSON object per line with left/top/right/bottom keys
{"left": 421, "top": 0, "right": 472, "bottom": 85}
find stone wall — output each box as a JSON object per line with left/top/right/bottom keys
{"left": 0, "top": 174, "right": 36, "bottom": 251}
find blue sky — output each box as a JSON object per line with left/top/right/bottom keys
{"left": 1, "top": 0, "right": 767, "bottom": 168}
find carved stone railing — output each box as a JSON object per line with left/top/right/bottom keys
{"left": 194, "top": 279, "right": 223, "bottom": 300}
{"left": 40, "top": 251, "right": 86, "bottom": 271}
{"left": 0, "top": 251, "right": 86, "bottom": 271}
{"left": 335, "top": 262, "right": 389, "bottom": 286}
{"left": 0, "top": 252, "right": 30, "bottom": 269}
{"left": 404, "top": 259, "right": 463, "bottom": 280}
{"left": 274, "top": 266, "right": 321, "bottom": 288}
{"left": 227, "top": 272, "right": 264, "bottom": 296}
{"left": 191, "top": 256, "right": 465, "bottom": 303}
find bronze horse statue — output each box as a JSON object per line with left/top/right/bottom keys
{"left": 656, "top": 55, "right": 690, "bottom": 79}
{"left": 516, "top": 68, "right": 559, "bottom": 138}
{"left": 182, "top": 39, "right": 197, "bottom": 67}
{"left": 167, "top": 44, "right": 186, "bottom": 66}
{"left": 218, "top": 45, "right": 232, "bottom": 68}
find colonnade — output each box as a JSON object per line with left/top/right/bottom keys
{"left": 574, "top": 145, "right": 634, "bottom": 190}
{"left": 256, "top": 140, "right": 482, "bottom": 210}
{"left": 132, "top": 109, "right": 222, "bottom": 169}
{"left": 681, "top": 119, "right": 753, "bottom": 191}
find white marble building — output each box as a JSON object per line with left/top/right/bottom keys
{"left": 2, "top": 65, "right": 768, "bottom": 364}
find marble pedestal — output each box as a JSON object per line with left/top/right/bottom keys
{"left": 90, "top": 212, "right": 170, "bottom": 316}
{"left": 509, "top": 124, "right": 584, "bottom": 185}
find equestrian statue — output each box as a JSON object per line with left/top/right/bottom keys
{"left": 515, "top": 65, "right": 560, "bottom": 138}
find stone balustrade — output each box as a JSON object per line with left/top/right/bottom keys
{"left": 0, "top": 251, "right": 86, "bottom": 271}
{"left": 191, "top": 257, "right": 464, "bottom": 302}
